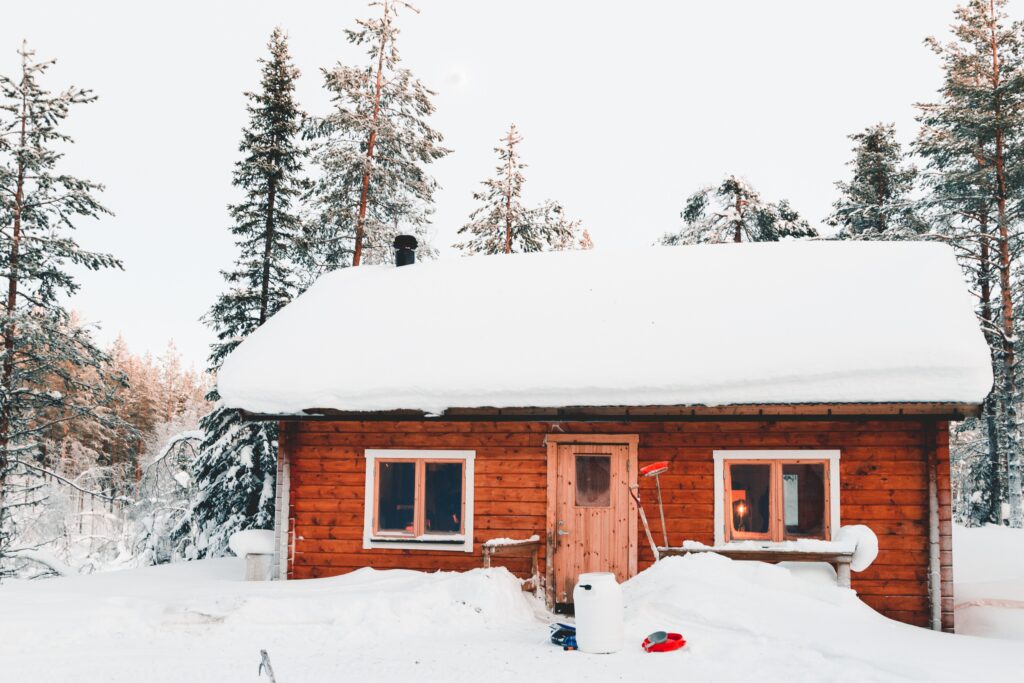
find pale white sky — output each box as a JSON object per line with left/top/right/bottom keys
{"left": 3, "top": 0, "right": 1012, "bottom": 368}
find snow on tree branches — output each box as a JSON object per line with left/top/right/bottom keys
{"left": 917, "top": 0, "right": 1024, "bottom": 527}
{"left": 303, "top": 0, "right": 449, "bottom": 270}
{"left": 206, "top": 27, "right": 308, "bottom": 371}
{"left": 0, "top": 42, "right": 127, "bottom": 578}
{"left": 829, "top": 123, "right": 927, "bottom": 240}
{"left": 182, "top": 29, "right": 308, "bottom": 559}
{"left": 455, "top": 124, "right": 587, "bottom": 255}
{"left": 660, "top": 175, "right": 817, "bottom": 245}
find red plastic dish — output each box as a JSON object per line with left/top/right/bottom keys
{"left": 641, "top": 632, "right": 686, "bottom": 653}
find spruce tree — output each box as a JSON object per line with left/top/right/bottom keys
{"left": 304, "top": 0, "right": 449, "bottom": 270}
{"left": 0, "top": 43, "right": 125, "bottom": 576}
{"left": 829, "top": 123, "right": 927, "bottom": 239}
{"left": 917, "top": 0, "right": 1024, "bottom": 526}
{"left": 181, "top": 28, "right": 307, "bottom": 558}
{"left": 660, "top": 175, "right": 817, "bottom": 245}
{"left": 454, "top": 124, "right": 585, "bottom": 255}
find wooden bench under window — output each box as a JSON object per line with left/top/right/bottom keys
{"left": 658, "top": 546, "right": 855, "bottom": 588}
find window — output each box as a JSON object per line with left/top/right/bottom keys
{"left": 575, "top": 454, "right": 611, "bottom": 507}
{"left": 713, "top": 451, "right": 839, "bottom": 545}
{"left": 363, "top": 450, "right": 475, "bottom": 552}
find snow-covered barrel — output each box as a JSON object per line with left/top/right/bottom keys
{"left": 573, "top": 572, "right": 623, "bottom": 654}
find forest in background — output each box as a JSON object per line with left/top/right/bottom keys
{"left": 1, "top": 0, "right": 1023, "bottom": 578}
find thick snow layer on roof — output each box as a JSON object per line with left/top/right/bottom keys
{"left": 217, "top": 241, "right": 993, "bottom": 415}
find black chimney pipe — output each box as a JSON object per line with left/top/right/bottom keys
{"left": 394, "top": 235, "right": 417, "bottom": 267}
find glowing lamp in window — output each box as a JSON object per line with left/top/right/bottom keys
{"left": 730, "top": 490, "right": 750, "bottom": 531}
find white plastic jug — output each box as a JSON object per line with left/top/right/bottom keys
{"left": 573, "top": 572, "right": 624, "bottom": 654}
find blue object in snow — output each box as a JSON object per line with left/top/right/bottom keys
{"left": 549, "top": 622, "right": 577, "bottom": 650}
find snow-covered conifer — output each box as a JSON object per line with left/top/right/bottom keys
{"left": 660, "top": 175, "right": 817, "bottom": 245}
{"left": 917, "top": 0, "right": 1024, "bottom": 526}
{"left": 303, "top": 1, "right": 449, "bottom": 270}
{"left": 0, "top": 43, "right": 125, "bottom": 576}
{"left": 829, "top": 123, "right": 926, "bottom": 239}
{"left": 182, "top": 28, "right": 307, "bottom": 558}
{"left": 455, "top": 125, "right": 585, "bottom": 254}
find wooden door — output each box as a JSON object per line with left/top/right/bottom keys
{"left": 550, "top": 442, "right": 633, "bottom": 605}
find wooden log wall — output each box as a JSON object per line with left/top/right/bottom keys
{"left": 281, "top": 418, "right": 953, "bottom": 630}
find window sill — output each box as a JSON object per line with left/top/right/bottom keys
{"left": 680, "top": 539, "right": 853, "bottom": 553}
{"left": 364, "top": 535, "right": 471, "bottom": 553}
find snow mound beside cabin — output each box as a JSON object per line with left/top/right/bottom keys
{"left": 619, "top": 553, "right": 1018, "bottom": 681}
{"left": 623, "top": 553, "right": 877, "bottom": 656}
{"left": 954, "top": 524, "right": 1024, "bottom": 641}
{"left": 226, "top": 566, "right": 540, "bottom": 634}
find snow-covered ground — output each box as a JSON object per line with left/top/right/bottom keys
{"left": 1, "top": 542, "right": 1021, "bottom": 683}
{"left": 954, "top": 524, "right": 1024, "bottom": 641}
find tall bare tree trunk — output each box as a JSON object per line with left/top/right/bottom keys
{"left": 874, "top": 175, "right": 888, "bottom": 233}
{"left": 0, "top": 66, "right": 27, "bottom": 558}
{"left": 979, "top": 210, "right": 1004, "bottom": 523}
{"left": 733, "top": 195, "right": 742, "bottom": 242}
{"left": 989, "top": 0, "right": 1020, "bottom": 524}
{"left": 504, "top": 131, "right": 513, "bottom": 254}
{"left": 0, "top": 70, "right": 27, "bottom": 474}
{"left": 259, "top": 178, "right": 277, "bottom": 324}
{"left": 353, "top": 3, "right": 390, "bottom": 267}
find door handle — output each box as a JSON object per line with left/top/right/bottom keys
{"left": 556, "top": 529, "right": 569, "bottom": 536}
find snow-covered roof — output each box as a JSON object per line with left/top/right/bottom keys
{"left": 217, "top": 241, "right": 993, "bottom": 416}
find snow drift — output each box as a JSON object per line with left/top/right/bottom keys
{"left": 954, "top": 524, "right": 1024, "bottom": 641}
{"left": 3, "top": 551, "right": 1022, "bottom": 682}
{"left": 217, "top": 241, "right": 993, "bottom": 415}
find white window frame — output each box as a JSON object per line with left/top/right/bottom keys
{"left": 363, "top": 449, "right": 475, "bottom": 553}
{"left": 712, "top": 450, "right": 840, "bottom": 546}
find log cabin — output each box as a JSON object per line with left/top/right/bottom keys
{"left": 217, "top": 239, "right": 992, "bottom": 632}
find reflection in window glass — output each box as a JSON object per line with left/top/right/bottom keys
{"left": 425, "top": 462, "right": 463, "bottom": 533}
{"left": 782, "top": 463, "right": 826, "bottom": 537}
{"left": 729, "top": 464, "right": 771, "bottom": 534}
{"left": 377, "top": 462, "right": 415, "bottom": 532}
{"left": 783, "top": 474, "right": 799, "bottom": 526}
{"left": 576, "top": 455, "right": 611, "bottom": 507}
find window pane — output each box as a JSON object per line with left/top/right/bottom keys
{"left": 575, "top": 455, "right": 611, "bottom": 507}
{"left": 728, "top": 464, "right": 771, "bottom": 534}
{"left": 782, "top": 463, "right": 826, "bottom": 537}
{"left": 425, "top": 462, "right": 463, "bottom": 533}
{"left": 377, "top": 462, "right": 416, "bottom": 532}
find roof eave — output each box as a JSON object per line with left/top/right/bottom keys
{"left": 239, "top": 401, "right": 981, "bottom": 423}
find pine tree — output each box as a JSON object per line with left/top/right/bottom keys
{"left": 104, "top": 337, "right": 159, "bottom": 487}
{"left": 454, "top": 124, "right": 585, "bottom": 255}
{"left": 829, "top": 123, "right": 927, "bottom": 239}
{"left": 660, "top": 175, "right": 817, "bottom": 245}
{"left": 917, "top": 0, "right": 1024, "bottom": 526}
{"left": 0, "top": 43, "right": 125, "bottom": 576}
{"left": 304, "top": 0, "right": 449, "bottom": 270}
{"left": 182, "top": 29, "right": 307, "bottom": 558}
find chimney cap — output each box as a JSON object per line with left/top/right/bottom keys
{"left": 394, "top": 235, "right": 418, "bottom": 250}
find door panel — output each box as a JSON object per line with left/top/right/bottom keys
{"left": 552, "top": 443, "right": 631, "bottom": 604}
